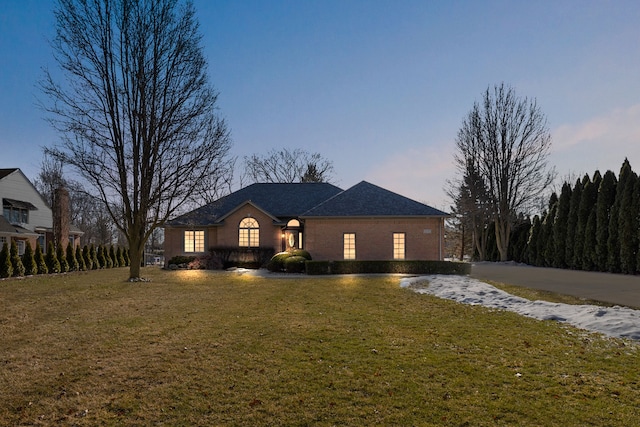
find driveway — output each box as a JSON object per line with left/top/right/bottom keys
{"left": 470, "top": 262, "right": 640, "bottom": 309}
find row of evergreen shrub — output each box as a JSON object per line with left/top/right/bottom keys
{"left": 483, "top": 159, "right": 640, "bottom": 275}
{"left": 0, "top": 240, "right": 130, "bottom": 278}
{"left": 306, "top": 260, "right": 470, "bottom": 275}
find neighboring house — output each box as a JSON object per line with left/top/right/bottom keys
{"left": 164, "top": 181, "right": 448, "bottom": 265}
{"left": 0, "top": 168, "right": 82, "bottom": 254}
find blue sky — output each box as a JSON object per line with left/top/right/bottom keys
{"left": 2, "top": 0, "right": 640, "bottom": 211}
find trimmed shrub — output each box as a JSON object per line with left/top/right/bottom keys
{"left": 10, "top": 241, "right": 25, "bottom": 277}
{"left": 117, "top": 246, "right": 125, "bottom": 267}
{"left": 22, "top": 241, "right": 38, "bottom": 276}
{"left": 66, "top": 242, "right": 79, "bottom": 272}
{"left": 288, "top": 249, "right": 312, "bottom": 260}
{"left": 57, "top": 243, "right": 69, "bottom": 273}
{"left": 305, "top": 260, "right": 470, "bottom": 275}
{"left": 0, "top": 242, "right": 12, "bottom": 278}
{"left": 267, "top": 251, "right": 292, "bottom": 272}
{"left": 97, "top": 245, "right": 107, "bottom": 269}
{"left": 46, "top": 242, "right": 61, "bottom": 274}
{"left": 76, "top": 245, "right": 86, "bottom": 271}
{"left": 90, "top": 244, "right": 99, "bottom": 270}
{"left": 283, "top": 255, "right": 307, "bottom": 273}
{"left": 34, "top": 243, "right": 48, "bottom": 275}
{"left": 83, "top": 245, "right": 93, "bottom": 271}
{"left": 109, "top": 245, "right": 118, "bottom": 268}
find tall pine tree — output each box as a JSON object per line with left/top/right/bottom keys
{"left": 573, "top": 174, "right": 593, "bottom": 269}
{"left": 608, "top": 159, "right": 632, "bottom": 273}
{"left": 619, "top": 167, "right": 638, "bottom": 274}
{"left": 565, "top": 178, "right": 583, "bottom": 269}
{"left": 595, "top": 170, "right": 617, "bottom": 272}
{"left": 553, "top": 183, "right": 572, "bottom": 268}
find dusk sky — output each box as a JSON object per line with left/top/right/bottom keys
{"left": 2, "top": 0, "right": 640, "bottom": 211}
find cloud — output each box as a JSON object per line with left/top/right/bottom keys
{"left": 553, "top": 104, "right": 640, "bottom": 151}
{"left": 551, "top": 104, "right": 640, "bottom": 175}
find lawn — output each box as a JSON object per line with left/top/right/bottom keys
{"left": 1, "top": 268, "right": 638, "bottom": 426}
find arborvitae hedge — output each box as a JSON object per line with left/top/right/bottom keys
{"left": 10, "top": 240, "right": 25, "bottom": 277}
{"left": 90, "top": 245, "right": 99, "bottom": 269}
{"left": 75, "top": 245, "right": 86, "bottom": 271}
{"left": 66, "top": 242, "right": 79, "bottom": 272}
{"left": 34, "top": 243, "right": 48, "bottom": 275}
{"left": 22, "top": 241, "right": 37, "bottom": 276}
{"left": 0, "top": 242, "right": 12, "bottom": 278}
{"left": 494, "top": 159, "right": 640, "bottom": 275}
{"left": 46, "top": 242, "right": 61, "bottom": 273}
{"left": 57, "top": 243, "right": 69, "bottom": 273}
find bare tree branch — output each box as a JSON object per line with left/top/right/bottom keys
{"left": 40, "top": 0, "right": 232, "bottom": 278}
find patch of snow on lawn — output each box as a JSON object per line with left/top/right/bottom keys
{"left": 400, "top": 275, "right": 640, "bottom": 341}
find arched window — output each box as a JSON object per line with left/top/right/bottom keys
{"left": 239, "top": 217, "right": 259, "bottom": 247}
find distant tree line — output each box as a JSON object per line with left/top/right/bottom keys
{"left": 0, "top": 240, "right": 130, "bottom": 279}
{"left": 478, "top": 159, "right": 640, "bottom": 275}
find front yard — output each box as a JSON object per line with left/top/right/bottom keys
{"left": 1, "top": 268, "right": 638, "bottom": 426}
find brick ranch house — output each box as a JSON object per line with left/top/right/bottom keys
{"left": 163, "top": 181, "right": 448, "bottom": 266}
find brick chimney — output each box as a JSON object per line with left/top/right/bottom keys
{"left": 53, "top": 187, "right": 70, "bottom": 249}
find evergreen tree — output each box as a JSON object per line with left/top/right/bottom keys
{"left": 82, "top": 245, "right": 92, "bottom": 270}
{"left": 106, "top": 245, "right": 115, "bottom": 268}
{"left": 553, "top": 183, "right": 572, "bottom": 268}
{"left": 527, "top": 215, "right": 542, "bottom": 265}
{"left": 565, "top": 178, "right": 583, "bottom": 269}
{"left": 109, "top": 246, "right": 116, "bottom": 267}
{"left": 46, "top": 241, "right": 61, "bottom": 273}
{"left": 542, "top": 194, "right": 558, "bottom": 266}
{"left": 76, "top": 245, "right": 86, "bottom": 271}
{"left": 595, "top": 170, "right": 617, "bottom": 271}
{"left": 582, "top": 171, "right": 602, "bottom": 271}
{"left": 10, "top": 240, "right": 25, "bottom": 277}
{"left": 34, "top": 243, "right": 48, "bottom": 275}
{"left": 57, "top": 243, "right": 69, "bottom": 273}
{"left": 97, "top": 245, "right": 107, "bottom": 269}
{"left": 116, "top": 246, "right": 125, "bottom": 267}
{"left": 607, "top": 159, "right": 632, "bottom": 273}
{"left": 22, "top": 241, "right": 38, "bottom": 276}
{"left": 90, "top": 244, "right": 99, "bottom": 269}
{"left": 574, "top": 175, "right": 594, "bottom": 269}
{"left": 619, "top": 168, "right": 639, "bottom": 274}
{"left": 66, "top": 242, "right": 79, "bottom": 272}
{"left": 0, "top": 242, "right": 12, "bottom": 278}
{"left": 123, "top": 248, "right": 130, "bottom": 266}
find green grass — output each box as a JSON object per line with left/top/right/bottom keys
{"left": 1, "top": 268, "right": 638, "bottom": 426}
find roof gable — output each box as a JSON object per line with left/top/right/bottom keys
{"left": 301, "top": 181, "right": 448, "bottom": 217}
{"left": 167, "top": 182, "right": 343, "bottom": 226}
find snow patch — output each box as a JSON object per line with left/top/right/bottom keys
{"left": 401, "top": 275, "right": 640, "bottom": 341}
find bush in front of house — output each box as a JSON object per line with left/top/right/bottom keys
{"left": 0, "top": 242, "right": 12, "bottom": 278}
{"left": 46, "top": 242, "right": 61, "bottom": 274}
{"left": 22, "top": 241, "right": 38, "bottom": 276}
{"left": 283, "top": 255, "right": 307, "bottom": 273}
{"left": 11, "top": 240, "right": 25, "bottom": 277}
{"left": 35, "top": 243, "right": 48, "bottom": 275}
{"left": 305, "top": 260, "right": 470, "bottom": 275}
{"left": 167, "top": 255, "right": 197, "bottom": 269}
{"left": 267, "top": 249, "right": 312, "bottom": 273}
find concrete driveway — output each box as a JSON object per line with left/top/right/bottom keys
{"left": 470, "top": 262, "right": 640, "bottom": 309}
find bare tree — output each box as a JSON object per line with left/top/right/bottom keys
{"left": 243, "top": 148, "right": 335, "bottom": 184}
{"left": 41, "top": 0, "right": 232, "bottom": 278}
{"left": 453, "top": 83, "right": 554, "bottom": 261}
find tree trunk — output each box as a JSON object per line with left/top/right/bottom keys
{"left": 128, "top": 239, "right": 144, "bottom": 280}
{"left": 495, "top": 219, "right": 510, "bottom": 261}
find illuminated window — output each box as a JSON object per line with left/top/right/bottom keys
{"left": 343, "top": 233, "right": 356, "bottom": 260}
{"left": 239, "top": 217, "right": 259, "bottom": 247}
{"left": 393, "top": 233, "right": 406, "bottom": 260}
{"left": 184, "top": 230, "right": 204, "bottom": 252}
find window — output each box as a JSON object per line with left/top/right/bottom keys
{"left": 2, "top": 205, "right": 28, "bottom": 224}
{"left": 0, "top": 236, "right": 6, "bottom": 247}
{"left": 184, "top": 230, "right": 204, "bottom": 252}
{"left": 37, "top": 234, "right": 46, "bottom": 251}
{"left": 393, "top": 233, "right": 406, "bottom": 260}
{"left": 343, "top": 233, "right": 356, "bottom": 260}
{"left": 17, "top": 240, "right": 25, "bottom": 256}
{"left": 239, "top": 217, "right": 259, "bottom": 247}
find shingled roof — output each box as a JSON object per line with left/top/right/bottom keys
{"left": 301, "top": 181, "right": 448, "bottom": 217}
{"left": 167, "top": 182, "right": 344, "bottom": 226}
